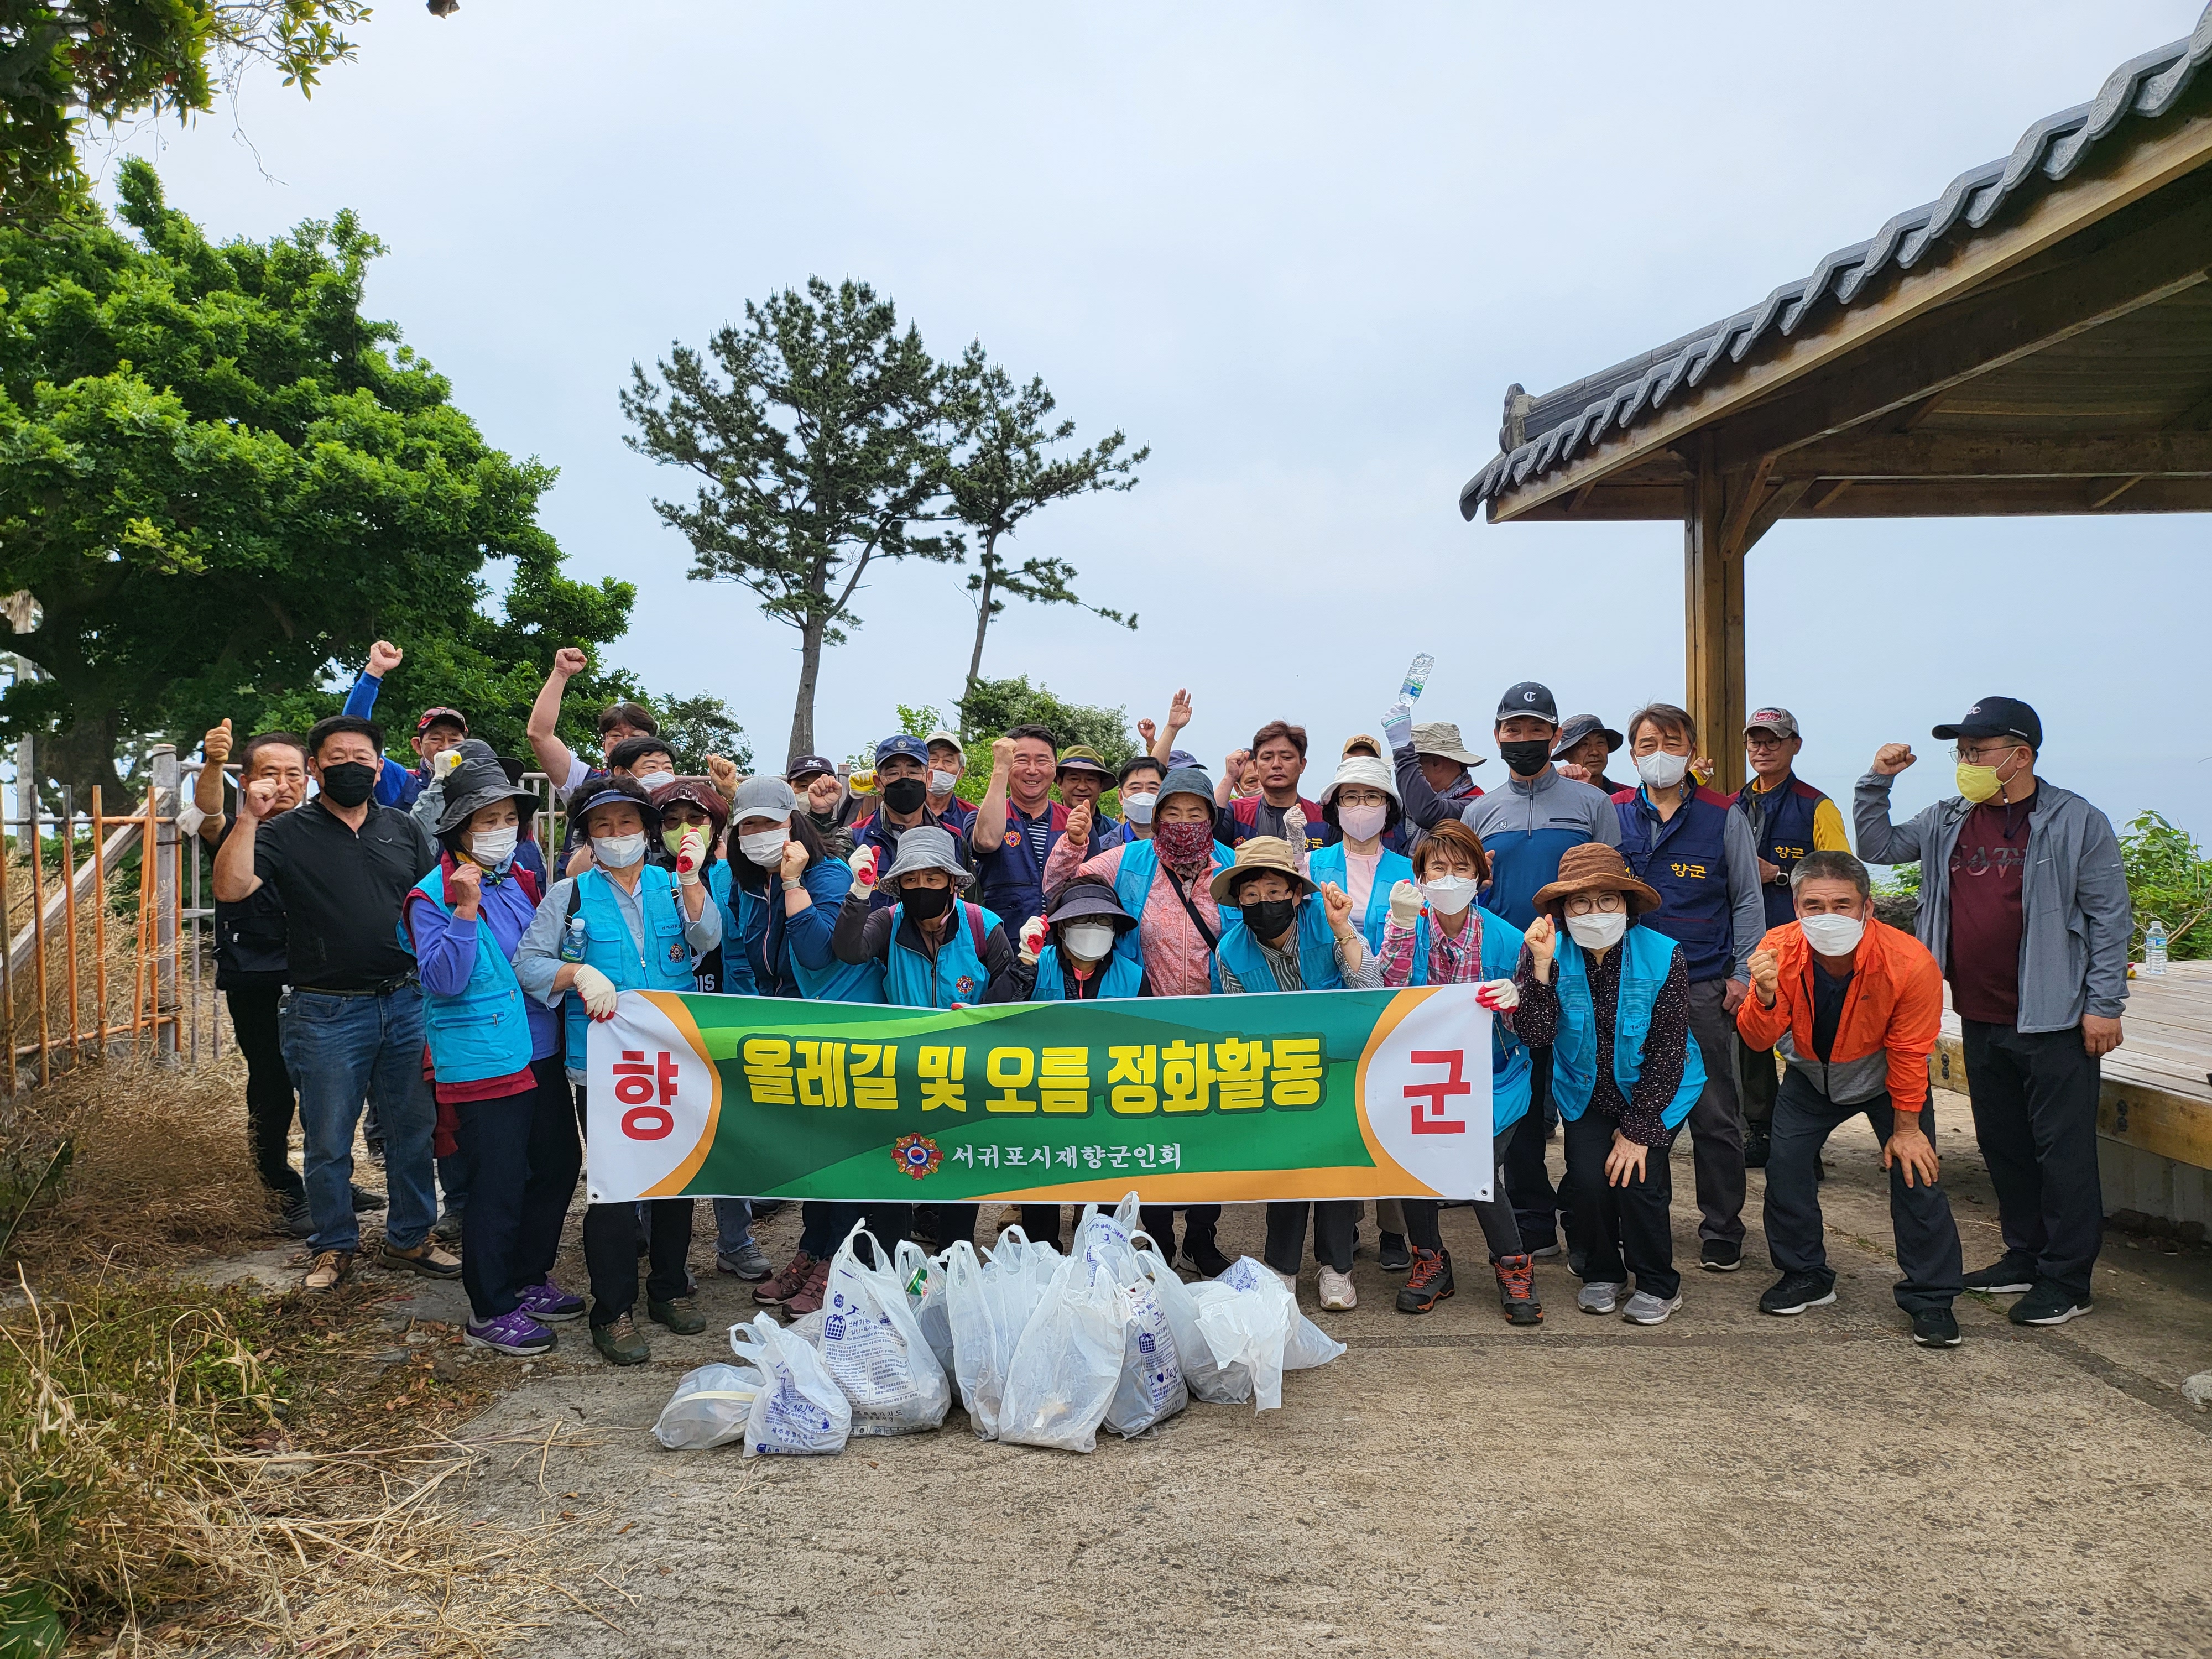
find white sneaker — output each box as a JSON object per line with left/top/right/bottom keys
{"left": 1317, "top": 1267, "right": 1357, "bottom": 1310}
{"left": 1274, "top": 1267, "right": 1298, "bottom": 1294}
{"left": 1577, "top": 1280, "right": 1624, "bottom": 1315}
{"left": 1623, "top": 1291, "right": 1683, "bottom": 1325}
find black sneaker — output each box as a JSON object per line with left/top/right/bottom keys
{"left": 1963, "top": 1258, "right": 2034, "bottom": 1295}
{"left": 1378, "top": 1232, "right": 1412, "bottom": 1272}
{"left": 1700, "top": 1239, "right": 1743, "bottom": 1274}
{"left": 1185, "top": 1238, "right": 1233, "bottom": 1279}
{"left": 349, "top": 1183, "right": 387, "bottom": 1212}
{"left": 1911, "top": 1307, "right": 1962, "bottom": 1347}
{"left": 1757, "top": 1271, "right": 1837, "bottom": 1316}
{"left": 2009, "top": 1282, "right": 2091, "bottom": 1326}
{"left": 1743, "top": 1126, "right": 1770, "bottom": 1170}
{"left": 276, "top": 1194, "right": 315, "bottom": 1239}
{"left": 1566, "top": 1245, "right": 1588, "bottom": 1279}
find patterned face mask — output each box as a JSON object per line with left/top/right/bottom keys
{"left": 1154, "top": 820, "right": 1213, "bottom": 873}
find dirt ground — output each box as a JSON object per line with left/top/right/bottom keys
{"left": 247, "top": 1088, "right": 2212, "bottom": 1658}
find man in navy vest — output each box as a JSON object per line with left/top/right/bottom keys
{"left": 851, "top": 734, "right": 972, "bottom": 911}
{"left": 1615, "top": 701, "right": 1768, "bottom": 1274}
{"left": 969, "top": 722, "right": 1104, "bottom": 928}
{"left": 1732, "top": 706, "right": 1851, "bottom": 1167}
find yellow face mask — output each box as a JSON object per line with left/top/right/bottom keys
{"left": 1955, "top": 763, "right": 2002, "bottom": 804}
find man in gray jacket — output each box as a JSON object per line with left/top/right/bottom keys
{"left": 1855, "top": 696, "right": 2129, "bottom": 1328}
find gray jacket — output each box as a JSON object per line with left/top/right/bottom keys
{"left": 1853, "top": 772, "right": 2130, "bottom": 1034}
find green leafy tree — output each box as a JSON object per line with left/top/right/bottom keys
{"left": 621, "top": 277, "right": 954, "bottom": 761}
{"left": 938, "top": 341, "right": 1145, "bottom": 684}
{"left": 0, "top": 1, "right": 367, "bottom": 228}
{"left": 647, "top": 691, "right": 752, "bottom": 775}
{"left": 0, "top": 159, "right": 630, "bottom": 801}
{"left": 957, "top": 673, "right": 1133, "bottom": 773}
{"left": 2120, "top": 810, "right": 2212, "bottom": 961}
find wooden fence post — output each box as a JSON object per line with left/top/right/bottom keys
{"left": 151, "top": 745, "right": 179, "bottom": 1060}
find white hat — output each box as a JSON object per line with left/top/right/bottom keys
{"left": 1318, "top": 753, "right": 1400, "bottom": 807}
{"left": 924, "top": 729, "right": 965, "bottom": 758}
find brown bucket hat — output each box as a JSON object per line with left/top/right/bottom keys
{"left": 1531, "top": 841, "right": 1663, "bottom": 916}
{"left": 1208, "top": 836, "right": 1316, "bottom": 904}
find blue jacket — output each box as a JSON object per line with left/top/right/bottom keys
{"left": 1736, "top": 773, "right": 1829, "bottom": 928}
{"left": 884, "top": 900, "right": 1001, "bottom": 1009}
{"left": 1548, "top": 927, "right": 1704, "bottom": 1130}
{"left": 1109, "top": 835, "right": 1232, "bottom": 992}
{"left": 1401, "top": 910, "right": 1533, "bottom": 1134}
{"left": 1218, "top": 895, "right": 1343, "bottom": 992}
{"left": 1307, "top": 841, "right": 1415, "bottom": 952}
{"left": 1034, "top": 943, "right": 1144, "bottom": 1000}
{"left": 403, "top": 865, "right": 536, "bottom": 1084}
{"left": 341, "top": 669, "right": 427, "bottom": 811}
{"left": 1615, "top": 784, "right": 1743, "bottom": 984}
{"left": 562, "top": 864, "right": 698, "bottom": 1068}
{"left": 1449, "top": 766, "right": 1620, "bottom": 929}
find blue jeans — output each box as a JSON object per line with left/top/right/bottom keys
{"left": 280, "top": 986, "right": 437, "bottom": 1255}
{"left": 712, "top": 1197, "right": 755, "bottom": 1260}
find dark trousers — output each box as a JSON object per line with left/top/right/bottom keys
{"left": 1138, "top": 1204, "right": 1222, "bottom": 1261}
{"left": 226, "top": 985, "right": 301, "bottom": 1199}
{"left": 914, "top": 1203, "right": 978, "bottom": 1250}
{"left": 1564, "top": 1108, "right": 1678, "bottom": 1300}
{"left": 573, "top": 1085, "right": 693, "bottom": 1325}
{"left": 1960, "top": 1019, "right": 2105, "bottom": 1300}
{"left": 1263, "top": 1200, "right": 1357, "bottom": 1275}
{"left": 1683, "top": 978, "right": 1748, "bottom": 1244}
{"left": 1019, "top": 1204, "right": 1070, "bottom": 1249}
{"left": 1762, "top": 1070, "right": 1963, "bottom": 1313}
{"left": 454, "top": 1056, "right": 581, "bottom": 1322}
{"left": 1736, "top": 1032, "right": 1781, "bottom": 1129}
{"left": 797, "top": 1200, "right": 910, "bottom": 1264}
{"left": 1502, "top": 1046, "right": 1564, "bottom": 1248}
{"left": 1403, "top": 1131, "right": 1522, "bottom": 1259}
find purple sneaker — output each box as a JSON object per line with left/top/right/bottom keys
{"left": 517, "top": 1276, "right": 585, "bottom": 1323}
{"left": 463, "top": 1308, "right": 555, "bottom": 1357}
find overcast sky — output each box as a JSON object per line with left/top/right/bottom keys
{"left": 111, "top": 0, "right": 2211, "bottom": 837}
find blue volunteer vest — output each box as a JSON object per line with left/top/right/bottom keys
{"left": 1615, "top": 785, "right": 1738, "bottom": 983}
{"left": 562, "top": 864, "right": 698, "bottom": 1070}
{"left": 1032, "top": 943, "right": 1145, "bottom": 1000}
{"left": 1403, "top": 909, "right": 1533, "bottom": 1135}
{"left": 1307, "top": 840, "right": 1416, "bottom": 952}
{"left": 1109, "top": 836, "right": 1233, "bottom": 993}
{"left": 402, "top": 867, "right": 535, "bottom": 1084}
{"left": 1216, "top": 894, "right": 1344, "bottom": 992}
{"left": 884, "top": 901, "right": 1001, "bottom": 1009}
{"left": 1547, "top": 926, "right": 1705, "bottom": 1131}
{"left": 1736, "top": 774, "right": 1830, "bottom": 928}
{"left": 703, "top": 860, "right": 761, "bottom": 995}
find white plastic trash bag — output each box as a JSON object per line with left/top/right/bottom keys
{"left": 651, "top": 1361, "right": 763, "bottom": 1451}
{"left": 896, "top": 1239, "right": 956, "bottom": 1379}
{"left": 943, "top": 1229, "right": 1062, "bottom": 1440}
{"left": 785, "top": 1306, "right": 827, "bottom": 1349}
{"left": 1103, "top": 1269, "right": 1186, "bottom": 1438}
{"left": 731, "top": 1314, "right": 851, "bottom": 1458}
{"left": 1284, "top": 1305, "right": 1348, "bottom": 1371}
{"left": 1189, "top": 1256, "right": 1299, "bottom": 1411}
{"left": 998, "top": 1254, "right": 1126, "bottom": 1453}
{"left": 1135, "top": 1242, "right": 1237, "bottom": 1405}
{"left": 817, "top": 1225, "right": 951, "bottom": 1437}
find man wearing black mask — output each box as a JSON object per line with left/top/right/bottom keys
{"left": 850, "top": 734, "right": 971, "bottom": 912}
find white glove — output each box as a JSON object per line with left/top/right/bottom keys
{"left": 1381, "top": 696, "right": 1415, "bottom": 754}
{"left": 849, "top": 844, "right": 878, "bottom": 890}
{"left": 175, "top": 799, "right": 208, "bottom": 839}
{"left": 1018, "top": 915, "right": 1048, "bottom": 965}
{"left": 675, "top": 827, "right": 707, "bottom": 886}
{"left": 1282, "top": 805, "right": 1310, "bottom": 873}
{"left": 434, "top": 746, "right": 466, "bottom": 780}
{"left": 1387, "top": 879, "right": 1422, "bottom": 930}
{"left": 571, "top": 963, "right": 619, "bottom": 1020}
{"left": 1474, "top": 977, "right": 1519, "bottom": 1012}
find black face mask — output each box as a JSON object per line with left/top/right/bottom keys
{"left": 1240, "top": 896, "right": 1297, "bottom": 941}
{"left": 901, "top": 883, "right": 954, "bottom": 920}
{"left": 1499, "top": 739, "right": 1552, "bottom": 777}
{"left": 883, "top": 776, "right": 928, "bottom": 815}
{"left": 317, "top": 761, "right": 378, "bottom": 807}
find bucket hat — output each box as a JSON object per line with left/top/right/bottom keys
{"left": 1530, "top": 841, "right": 1662, "bottom": 917}
{"left": 649, "top": 776, "right": 730, "bottom": 837}
{"left": 1410, "top": 721, "right": 1486, "bottom": 768}
{"left": 1046, "top": 876, "right": 1136, "bottom": 933}
{"left": 1552, "top": 714, "right": 1624, "bottom": 759}
{"left": 880, "top": 824, "right": 972, "bottom": 888}
{"left": 1056, "top": 744, "right": 1113, "bottom": 779}
{"left": 1156, "top": 765, "right": 1215, "bottom": 815}
{"left": 1209, "top": 836, "right": 1316, "bottom": 905}
{"left": 434, "top": 740, "right": 538, "bottom": 834}
{"left": 1318, "top": 754, "right": 1400, "bottom": 808}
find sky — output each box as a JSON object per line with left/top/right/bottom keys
{"left": 103, "top": 0, "right": 2212, "bottom": 836}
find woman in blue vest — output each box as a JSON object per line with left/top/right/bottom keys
{"left": 513, "top": 778, "right": 722, "bottom": 1367}
{"left": 1309, "top": 754, "right": 1416, "bottom": 952}
{"left": 1213, "top": 837, "right": 1381, "bottom": 1313}
{"left": 1512, "top": 842, "right": 1705, "bottom": 1327}
{"left": 1374, "top": 820, "right": 1541, "bottom": 1325}
{"left": 402, "top": 744, "right": 580, "bottom": 1358}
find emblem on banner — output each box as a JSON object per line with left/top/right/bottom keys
{"left": 894, "top": 1133, "right": 942, "bottom": 1180}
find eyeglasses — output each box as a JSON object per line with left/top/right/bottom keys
{"left": 1744, "top": 736, "right": 1790, "bottom": 753}
{"left": 1950, "top": 742, "right": 2023, "bottom": 765}
{"left": 1565, "top": 891, "right": 1625, "bottom": 915}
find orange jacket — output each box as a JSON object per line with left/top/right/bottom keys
{"left": 1734, "top": 916, "right": 1942, "bottom": 1114}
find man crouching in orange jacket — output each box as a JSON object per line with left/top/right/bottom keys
{"left": 1736, "top": 849, "right": 1966, "bottom": 1348}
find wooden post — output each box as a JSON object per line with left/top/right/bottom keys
{"left": 152, "top": 745, "right": 179, "bottom": 1058}
{"left": 58, "top": 787, "right": 76, "bottom": 1063}
{"left": 1684, "top": 435, "right": 1747, "bottom": 793}
{"left": 90, "top": 787, "right": 107, "bottom": 1055}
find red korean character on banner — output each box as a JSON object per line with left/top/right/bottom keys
{"left": 1402, "top": 1049, "right": 1470, "bottom": 1136}
{"left": 614, "top": 1048, "right": 679, "bottom": 1140}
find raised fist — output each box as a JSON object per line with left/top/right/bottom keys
{"left": 202, "top": 718, "right": 233, "bottom": 766}
{"left": 675, "top": 827, "right": 708, "bottom": 885}
{"left": 1136, "top": 717, "right": 1157, "bottom": 747}
{"left": 1872, "top": 743, "right": 1916, "bottom": 776}
{"left": 991, "top": 735, "right": 1016, "bottom": 771}
{"left": 1748, "top": 946, "right": 1781, "bottom": 1006}
{"left": 705, "top": 753, "right": 739, "bottom": 799}
{"left": 241, "top": 775, "right": 281, "bottom": 820}
{"left": 446, "top": 858, "right": 483, "bottom": 914}
{"left": 1524, "top": 913, "right": 1557, "bottom": 964}
{"left": 1557, "top": 761, "right": 1592, "bottom": 784}
{"left": 779, "top": 838, "right": 811, "bottom": 884}
{"left": 1063, "top": 799, "right": 1093, "bottom": 848}
{"left": 1018, "top": 915, "right": 1048, "bottom": 965}
{"left": 367, "top": 640, "right": 403, "bottom": 677}
{"left": 849, "top": 844, "right": 879, "bottom": 889}
{"left": 1320, "top": 880, "right": 1354, "bottom": 933}
{"left": 552, "top": 646, "right": 588, "bottom": 680}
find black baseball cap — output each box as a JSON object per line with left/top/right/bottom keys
{"left": 1931, "top": 696, "right": 2042, "bottom": 750}
{"left": 786, "top": 754, "right": 837, "bottom": 782}
{"left": 1495, "top": 681, "right": 1558, "bottom": 726}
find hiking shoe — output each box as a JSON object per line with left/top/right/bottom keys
{"left": 302, "top": 1249, "right": 354, "bottom": 1291}
{"left": 1912, "top": 1307, "right": 1963, "bottom": 1348}
{"left": 276, "top": 1195, "right": 315, "bottom": 1239}
{"left": 782, "top": 1258, "right": 832, "bottom": 1317}
{"left": 432, "top": 1207, "right": 464, "bottom": 1244}
{"left": 1578, "top": 1280, "right": 1623, "bottom": 1316}
{"left": 465, "top": 1309, "right": 555, "bottom": 1357}
{"left": 1622, "top": 1291, "right": 1682, "bottom": 1325}
{"left": 517, "top": 1275, "right": 585, "bottom": 1323}
{"left": 1700, "top": 1239, "right": 1743, "bottom": 1273}
{"left": 1759, "top": 1271, "right": 1838, "bottom": 1316}
{"left": 1493, "top": 1253, "right": 1542, "bottom": 1325}
{"left": 591, "top": 1313, "right": 650, "bottom": 1366}
{"left": 1963, "top": 1258, "right": 2034, "bottom": 1295}
{"left": 1185, "top": 1238, "right": 1233, "bottom": 1279}
{"left": 755, "top": 1250, "right": 819, "bottom": 1305}
{"left": 1743, "top": 1125, "right": 1770, "bottom": 1170}
{"left": 379, "top": 1239, "right": 462, "bottom": 1280}
{"left": 717, "top": 1240, "right": 773, "bottom": 1281}
{"left": 1316, "top": 1267, "right": 1357, "bottom": 1311}
{"left": 1378, "top": 1232, "right": 1412, "bottom": 1272}
{"left": 2009, "top": 1282, "right": 2092, "bottom": 1326}
{"left": 648, "top": 1296, "right": 706, "bottom": 1335}
{"left": 349, "top": 1183, "right": 387, "bottom": 1212}
{"left": 1396, "top": 1248, "right": 1455, "bottom": 1314}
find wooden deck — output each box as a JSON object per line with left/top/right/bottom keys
{"left": 1932, "top": 959, "right": 2212, "bottom": 1171}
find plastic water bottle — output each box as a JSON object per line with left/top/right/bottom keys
{"left": 2145, "top": 919, "right": 2168, "bottom": 977}
{"left": 1399, "top": 653, "right": 1437, "bottom": 703}
{"left": 561, "top": 911, "right": 588, "bottom": 964}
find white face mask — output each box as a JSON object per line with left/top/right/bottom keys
{"left": 594, "top": 832, "right": 648, "bottom": 869}
{"left": 1338, "top": 803, "right": 1388, "bottom": 843}
{"left": 1421, "top": 875, "right": 1479, "bottom": 915}
{"left": 1635, "top": 750, "right": 1689, "bottom": 790}
{"left": 1121, "top": 791, "right": 1159, "bottom": 825}
{"left": 1798, "top": 912, "right": 1866, "bottom": 957}
{"left": 1566, "top": 910, "right": 1627, "bottom": 951}
{"left": 469, "top": 826, "right": 518, "bottom": 869}
{"left": 738, "top": 827, "right": 789, "bottom": 868}
{"left": 632, "top": 769, "right": 676, "bottom": 793}
{"left": 929, "top": 768, "right": 959, "bottom": 796}
{"left": 1060, "top": 921, "right": 1118, "bottom": 962}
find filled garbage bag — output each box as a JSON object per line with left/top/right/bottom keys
{"left": 1134, "top": 1241, "right": 1237, "bottom": 1405}
{"left": 731, "top": 1313, "right": 851, "bottom": 1458}
{"left": 1188, "top": 1256, "right": 1304, "bottom": 1411}
{"left": 998, "top": 1253, "right": 1126, "bottom": 1454}
{"left": 817, "top": 1225, "right": 951, "bottom": 1437}
{"left": 896, "top": 1238, "right": 956, "bottom": 1379}
{"left": 651, "top": 1361, "right": 763, "bottom": 1452}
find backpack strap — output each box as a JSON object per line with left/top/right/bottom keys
{"left": 964, "top": 901, "right": 990, "bottom": 958}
